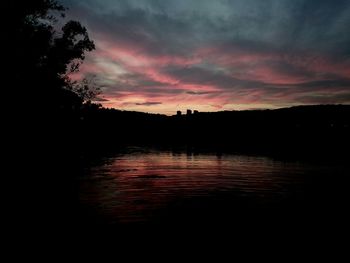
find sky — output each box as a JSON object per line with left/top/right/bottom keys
{"left": 61, "top": 0, "right": 350, "bottom": 114}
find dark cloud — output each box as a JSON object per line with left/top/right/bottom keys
{"left": 296, "top": 93, "right": 350, "bottom": 104}
{"left": 135, "top": 102, "right": 162, "bottom": 106}
{"left": 283, "top": 79, "right": 350, "bottom": 89}
{"left": 63, "top": 0, "right": 350, "bottom": 56}
{"left": 163, "top": 65, "right": 265, "bottom": 90}
{"left": 186, "top": 91, "right": 214, "bottom": 95}
{"left": 92, "top": 97, "right": 109, "bottom": 102}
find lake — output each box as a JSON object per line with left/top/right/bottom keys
{"left": 76, "top": 147, "right": 349, "bottom": 226}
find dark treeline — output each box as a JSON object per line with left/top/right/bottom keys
{"left": 73, "top": 105, "right": 350, "bottom": 158}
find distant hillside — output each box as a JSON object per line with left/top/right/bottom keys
{"left": 64, "top": 104, "right": 349, "bottom": 158}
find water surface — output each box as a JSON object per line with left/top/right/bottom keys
{"left": 78, "top": 148, "right": 348, "bottom": 225}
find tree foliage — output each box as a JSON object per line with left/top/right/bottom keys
{"left": 69, "top": 76, "right": 101, "bottom": 104}
{"left": 11, "top": 0, "right": 96, "bottom": 111}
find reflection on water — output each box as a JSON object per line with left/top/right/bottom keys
{"left": 78, "top": 149, "right": 347, "bottom": 224}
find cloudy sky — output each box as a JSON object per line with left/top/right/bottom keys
{"left": 61, "top": 0, "right": 350, "bottom": 114}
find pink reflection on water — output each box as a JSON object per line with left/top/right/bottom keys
{"left": 79, "top": 151, "right": 307, "bottom": 224}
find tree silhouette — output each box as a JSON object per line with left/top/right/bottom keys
{"left": 69, "top": 76, "right": 101, "bottom": 104}
{"left": 11, "top": 0, "right": 95, "bottom": 113}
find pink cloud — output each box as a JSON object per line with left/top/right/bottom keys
{"left": 95, "top": 36, "right": 200, "bottom": 68}
{"left": 243, "top": 65, "right": 314, "bottom": 85}
{"left": 200, "top": 46, "right": 350, "bottom": 87}
{"left": 71, "top": 33, "right": 350, "bottom": 114}
{"left": 300, "top": 56, "right": 350, "bottom": 78}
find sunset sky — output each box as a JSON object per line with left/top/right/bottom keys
{"left": 61, "top": 0, "right": 350, "bottom": 115}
